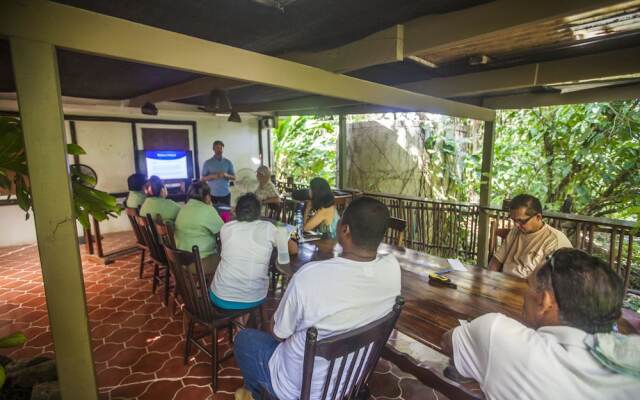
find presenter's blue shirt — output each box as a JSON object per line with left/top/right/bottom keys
{"left": 202, "top": 156, "right": 235, "bottom": 196}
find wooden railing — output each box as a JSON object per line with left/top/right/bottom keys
{"left": 276, "top": 181, "right": 639, "bottom": 291}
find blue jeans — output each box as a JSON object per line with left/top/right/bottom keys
{"left": 234, "top": 329, "right": 279, "bottom": 398}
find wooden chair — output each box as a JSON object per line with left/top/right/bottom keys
{"left": 386, "top": 217, "right": 407, "bottom": 247}
{"left": 488, "top": 219, "right": 510, "bottom": 263}
{"left": 136, "top": 214, "right": 172, "bottom": 306}
{"left": 163, "top": 244, "right": 260, "bottom": 391}
{"left": 262, "top": 296, "right": 404, "bottom": 400}
{"left": 155, "top": 217, "right": 176, "bottom": 248}
{"left": 126, "top": 207, "right": 150, "bottom": 278}
{"left": 264, "top": 202, "right": 282, "bottom": 220}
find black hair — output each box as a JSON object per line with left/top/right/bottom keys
{"left": 145, "top": 175, "right": 165, "bottom": 198}
{"left": 127, "top": 173, "right": 147, "bottom": 191}
{"left": 310, "top": 177, "right": 335, "bottom": 210}
{"left": 187, "top": 181, "right": 211, "bottom": 203}
{"left": 509, "top": 193, "right": 543, "bottom": 217}
{"left": 536, "top": 248, "right": 624, "bottom": 334}
{"left": 213, "top": 140, "right": 224, "bottom": 148}
{"left": 236, "top": 193, "right": 261, "bottom": 222}
{"left": 341, "top": 197, "right": 390, "bottom": 252}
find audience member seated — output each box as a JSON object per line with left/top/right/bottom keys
{"left": 174, "top": 181, "right": 224, "bottom": 276}
{"left": 441, "top": 248, "right": 640, "bottom": 399}
{"left": 489, "top": 193, "right": 572, "bottom": 278}
{"left": 139, "top": 175, "right": 181, "bottom": 223}
{"left": 254, "top": 166, "right": 281, "bottom": 204}
{"left": 233, "top": 197, "right": 401, "bottom": 400}
{"left": 303, "top": 177, "right": 339, "bottom": 239}
{"left": 209, "top": 193, "right": 297, "bottom": 310}
{"left": 125, "top": 173, "right": 147, "bottom": 209}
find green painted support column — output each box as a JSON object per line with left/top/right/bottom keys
{"left": 10, "top": 38, "right": 98, "bottom": 399}
{"left": 477, "top": 120, "right": 495, "bottom": 268}
{"left": 337, "top": 114, "right": 347, "bottom": 189}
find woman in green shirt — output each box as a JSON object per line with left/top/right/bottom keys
{"left": 174, "top": 181, "right": 224, "bottom": 276}
{"left": 139, "top": 176, "right": 181, "bottom": 223}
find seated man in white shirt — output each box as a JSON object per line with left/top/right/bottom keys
{"left": 233, "top": 197, "right": 401, "bottom": 400}
{"left": 442, "top": 248, "right": 640, "bottom": 400}
{"left": 489, "top": 194, "right": 572, "bottom": 278}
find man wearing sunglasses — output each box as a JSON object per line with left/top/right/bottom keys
{"left": 489, "top": 194, "right": 572, "bottom": 278}
{"left": 441, "top": 248, "right": 640, "bottom": 399}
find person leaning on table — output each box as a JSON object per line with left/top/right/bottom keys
{"left": 174, "top": 181, "right": 224, "bottom": 276}
{"left": 489, "top": 193, "right": 572, "bottom": 278}
{"left": 442, "top": 248, "right": 640, "bottom": 400}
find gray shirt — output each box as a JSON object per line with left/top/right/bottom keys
{"left": 202, "top": 156, "right": 235, "bottom": 197}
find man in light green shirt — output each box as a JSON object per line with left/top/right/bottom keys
{"left": 174, "top": 181, "right": 224, "bottom": 275}
{"left": 125, "top": 173, "right": 147, "bottom": 209}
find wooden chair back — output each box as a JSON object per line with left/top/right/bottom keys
{"left": 488, "top": 219, "right": 510, "bottom": 262}
{"left": 136, "top": 214, "right": 167, "bottom": 265}
{"left": 264, "top": 202, "right": 282, "bottom": 221}
{"left": 282, "top": 199, "right": 303, "bottom": 225}
{"left": 385, "top": 217, "right": 407, "bottom": 247}
{"left": 126, "top": 207, "right": 145, "bottom": 247}
{"left": 155, "top": 217, "right": 176, "bottom": 248}
{"left": 296, "top": 296, "right": 404, "bottom": 400}
{"left": 163, "top": 244, "right": 218, "bottom": 323}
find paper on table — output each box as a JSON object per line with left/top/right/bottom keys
{"left": 447, "top": 258, "right": 468, "bottom": 272}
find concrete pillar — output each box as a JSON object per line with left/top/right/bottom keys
{"left": 10, "top": 37, "right": 98, "bottom": 399}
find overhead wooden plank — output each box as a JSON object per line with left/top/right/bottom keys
{"left": 129, "top": 25, "right": 403, "bottom": 106}
{"left": 129, "top": 76, "right": 249, "bottom": 107}
{"left": 234, "top": 95, "right": 356, "bottom": 113}
{"left": 403, "top": 0, "right": 627, "bottom": 56}
{"left": 284, "top": 24, "right": 404, "bottom": 72}
{"left": 482, "top": 82, "right": 640, "bottom": 109}
{"left": 0, "top": 0, "right": 494, "bottom": 121}
{"left": 398, "top": 46, "right": 640, "bottom": 98}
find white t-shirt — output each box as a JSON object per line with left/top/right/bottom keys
{"left": 210, "top": 220, "right": 290, "bottom": 303}
{"left": 269, "top": 254, "right": 401, "bottom": 400}
{"left": 453, "top": 313, "right": 640, "bottom": 400}
{"left": 495, "top": 224, "right": 573, "bottom": 278}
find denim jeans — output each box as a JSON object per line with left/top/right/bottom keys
{"left": 234, "top": 329, "right": 279, "bottom": 399}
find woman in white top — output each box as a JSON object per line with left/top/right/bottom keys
{"left": 210, "top": 193, "right": 298, "bottom": 310}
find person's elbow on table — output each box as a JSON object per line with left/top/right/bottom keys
{"left": 488, "top": 256, "right": 503, "bottom": 272}
{"left": 288, "top": 239, "right": 298, "bottom": 255}
{"left": 440, "top": 328, "right": 455, "bottom": 357}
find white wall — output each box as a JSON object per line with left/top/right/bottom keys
{"left": 0, "top": 105, "right": 260, "bottom": 247}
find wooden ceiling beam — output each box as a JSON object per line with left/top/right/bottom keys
{"left": 403, "top": 0, "right": 627, "bottom": 56}
{"left": 1, "top": 0, "right": 494, "bottom": 121}
{"left": 128, "top": 24, "right": 403, "bottom": 106}
{"left": 234, "top": 96, "right": 356, "bottom": 113}
{"left": 398, "top": 46, "right": 640, "bottom": 98}
{"left": 482, "top": 82, "right": 640, "bottom": 109}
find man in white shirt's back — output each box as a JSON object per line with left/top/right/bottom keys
{"left": 442, "top": 248, "right": 640, "bottom": 400}
{"left": 234, "top": 197, "right": 401, "bottom": 400}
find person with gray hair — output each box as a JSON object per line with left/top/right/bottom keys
{"left": 254, "top": 165, "right": 281, "bottom": 204}
{"left": 441, "top": 248, "right": 640, "bottom": 399}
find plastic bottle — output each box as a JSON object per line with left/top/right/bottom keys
{"left": 295, "top": 204, "right": 304, "bottom": 239}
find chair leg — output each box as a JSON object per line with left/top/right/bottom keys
{"left": 183, "top": 318, "right": 193, "bottom": 365}
{"left": 212, "top": 327, "right": 218, "bottom": 392}
{"left": 227, "top": 322, "right": 234, "bottom": 345}
{"left": 138, "top": 249, "right": 146, "bottom": 278}
{"left": 163, "top": 266, "right": 170, "bottom": 306}
{"left": 152, "top": 263, "right": 159, "bottom": 293}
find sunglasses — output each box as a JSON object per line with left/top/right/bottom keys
{"left": 511, "top": 214, "right": 537, "bottom": 226}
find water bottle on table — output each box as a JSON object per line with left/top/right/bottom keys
{"left": 295, "top": 203, "right": 304, "bottom": 240}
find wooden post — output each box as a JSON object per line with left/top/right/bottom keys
{"left": 477, "top": 121, "right": 495, "bottom": 267}
{"left": 338, "top": 114, "right": 347, "bottom": 189}
{"left": 10, "top": 38, "right": 98, "bottom": 400}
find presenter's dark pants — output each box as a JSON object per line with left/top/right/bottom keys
{"left": 213, "top": 194, "right": 231, "bottom": 205}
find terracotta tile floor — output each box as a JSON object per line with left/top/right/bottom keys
{"left": 0, "top": 232, "right": 446, "bottom": 400}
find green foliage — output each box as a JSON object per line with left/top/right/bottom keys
{"left": 0, "top": 331, "right": 27, "bottom": 389}
{"left": 0, "top": 116, "right": 121, "bottom": 228}
{"left": 492, "top": 101, "right": 640, "bottom": 219}
{"left": 272, "top": 116, "right": 337, "bottom": 185}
